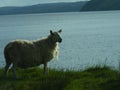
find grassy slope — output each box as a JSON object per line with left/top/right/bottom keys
{"left": 0, "top": 67, "right": 120, "bottom": 90}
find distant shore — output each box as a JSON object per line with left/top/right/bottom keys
{"left": 0, "top": 1, "right": 86, "bottom": 15}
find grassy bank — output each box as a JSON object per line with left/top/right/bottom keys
{"left": 0, "top": 66, "right": 120, "bottom": 90}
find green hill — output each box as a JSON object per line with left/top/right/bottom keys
{"left": 81, "top": 0, "right": 120, "bottom": 11}
{"left": 0, "top": 66, "right": 120, "bottom": 90}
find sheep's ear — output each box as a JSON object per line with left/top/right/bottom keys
{"left": 58, "top": 29, "right": 62, "bottom": 33}
{"left": 50, "top": 30, "right": 54, "bottom": 35}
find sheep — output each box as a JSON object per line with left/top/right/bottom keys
{"left": 4, "top": 30, "right": 62, "bottom": 78}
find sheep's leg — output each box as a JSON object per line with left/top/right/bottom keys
{"left": 12, "top": 63, "right": 18, "bottom": 79}
{"left": 4, "top": 62, "right": 11, "bottom": 77}
{"left": 44, "top": 62, "right": 49, "bottom": 74}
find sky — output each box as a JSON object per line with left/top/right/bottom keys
{"left": 0, "top": 0, "right": 88, "bottom": 7}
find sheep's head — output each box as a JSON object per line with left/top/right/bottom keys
{"left": 50, "top": 29, "right": 62, "bottom": 43}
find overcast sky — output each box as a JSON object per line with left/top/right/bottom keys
{"left": 0, "top": 0, "right": 89, "bottom": 7}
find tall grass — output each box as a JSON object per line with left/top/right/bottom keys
{"left": 0, "top": 66, "right": 120, "bottom": 90}
{"left": 119, "top": 60, "right": 120, "bottom": 71}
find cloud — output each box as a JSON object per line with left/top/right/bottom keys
{"left": 0, "top": 0, "right": 37, "bottom": 6}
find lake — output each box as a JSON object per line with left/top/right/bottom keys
{"left": 0, "top": 11, "right": 120, "bottom": 70}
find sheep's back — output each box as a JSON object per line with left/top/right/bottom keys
{"left": 5, "top": 40, "right": 44, "bottom": 68}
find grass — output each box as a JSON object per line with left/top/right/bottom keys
{"left": 0, "top": 66, "right": 120, "bottom": 90}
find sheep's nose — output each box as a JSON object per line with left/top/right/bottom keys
{"left": 59, "top": 38, "right": 62, "bottom": 43}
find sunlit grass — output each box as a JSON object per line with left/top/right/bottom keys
{"left": 0, "top": 66, "right": 120, "bottom": 90}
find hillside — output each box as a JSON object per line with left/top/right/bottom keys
{"left": 0, "top": 1, "right": 87, "bottom": 15}
{"left": 0, "top": 67, "right": 120, "bottom": 90}
{"left": 81, "top": 0, "right": 120, "bottom": 11}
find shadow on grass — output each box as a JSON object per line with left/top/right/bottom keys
{"left": 102, "top": 78, "right": 120, "bottom": 90}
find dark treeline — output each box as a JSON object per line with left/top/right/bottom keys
{"left": 81, "top": 0, "right": 120, "bottom": 11}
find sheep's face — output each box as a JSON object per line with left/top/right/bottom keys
{"left": 50, "top": 30, "right": 62, "bottom": 43}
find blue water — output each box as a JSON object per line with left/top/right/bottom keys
{"left": 0, "top": 11, "right": 120, "bottom": 70}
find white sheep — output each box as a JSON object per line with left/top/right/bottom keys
{"left": 4, "top": 30, "right": 62, "bottom": 78}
